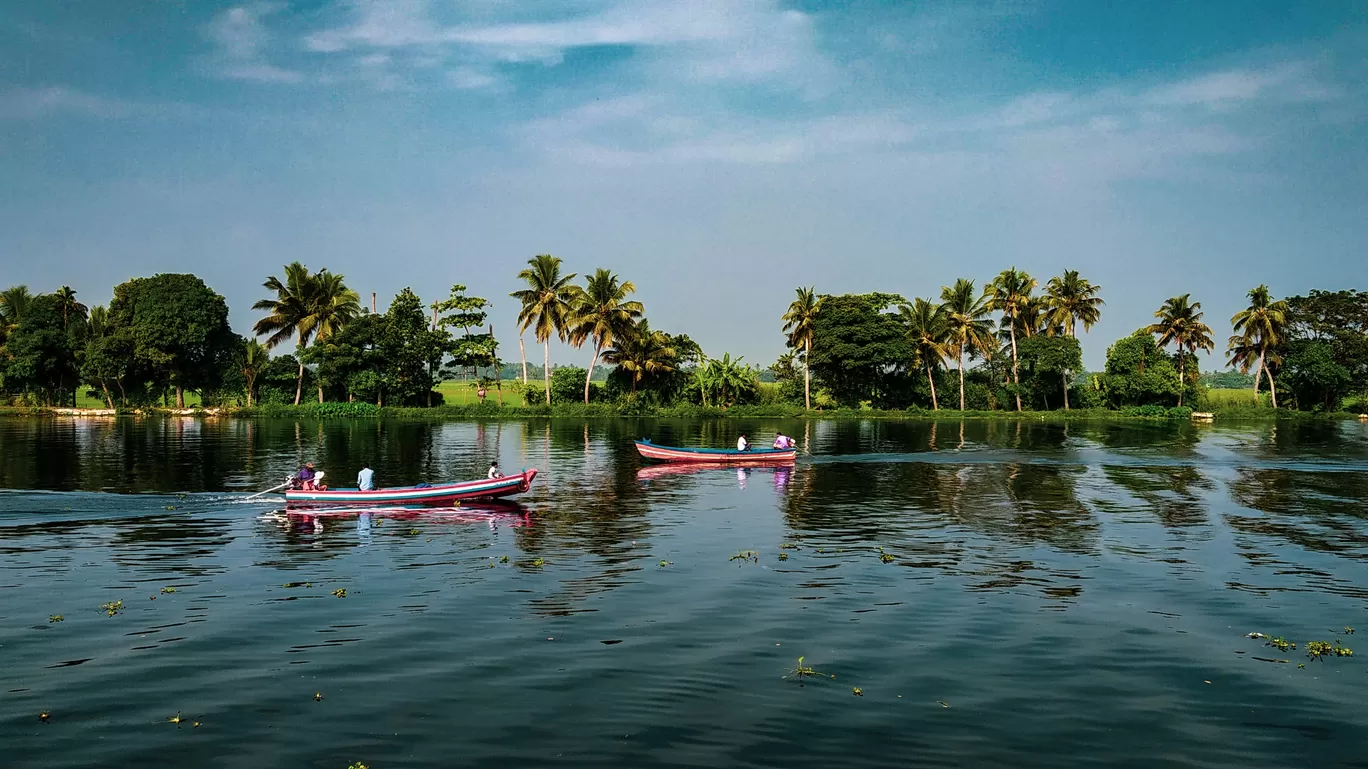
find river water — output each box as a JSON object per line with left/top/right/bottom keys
{"left": 2, "top": 416, "right": 1367, "bottom": 768}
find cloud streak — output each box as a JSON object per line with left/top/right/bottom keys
{"left": 205, "top": 4, "right": 303, "bottom": 83}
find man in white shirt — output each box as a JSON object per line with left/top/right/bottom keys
{"left": 357, "top": 462, "right": 375, "bottom": 491}
{"left": 737, "top": 434, "right": 749, "bottom": 451}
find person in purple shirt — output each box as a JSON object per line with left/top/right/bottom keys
{"left": 295, "top": 462, "right": 317, "bottom": 491}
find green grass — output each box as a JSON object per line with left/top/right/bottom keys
{"left": 1198, "top": 388, "right": 1268, "bottom": 409}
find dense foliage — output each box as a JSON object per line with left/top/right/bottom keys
{"left": 3, "top": 264, "right": 1364, "bottom": 416}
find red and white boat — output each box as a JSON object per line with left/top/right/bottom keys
{"left": 284, "top": 469, "right": 537, "bottom": 507}
{"left": 634, "top": 439, "right": 796, "bottom": 464}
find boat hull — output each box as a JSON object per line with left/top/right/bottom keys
{"left": 634, "top": 440, "right": 796, "bottom": 464}
{"left": 284, "top": 469, "right": 537, "bottom": 507}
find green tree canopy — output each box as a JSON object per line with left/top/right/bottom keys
{"left": 807, "top": 292, "right": 912, "bottom": 408}
{"left": 108, "top": 274, "right": 235, "bottom": 408}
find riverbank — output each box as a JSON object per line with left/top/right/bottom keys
{"left": 3, "top": 403, "right": 1364, "bottom": 421}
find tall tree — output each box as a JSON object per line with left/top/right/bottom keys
{"left": 939, "top": 279, "right": 996, "bottom": 410}
{"left": 900, "top": 298, "right": 950, "bottom": 410}
{"left": 568, "top": 269, "right": 643, "bottom": 405}
{"left": 1147, "top": 294, "right": 1214, "bottom": 407}
{"left": 82, "top": 305, "right": 114, "bottom": 407}
{"left": 1045, "top": 270, "right": 1104, "bottom": 410}
{"left": 986, "top": 268, "right": 1037, "bottom": 412}
{"left": 3, "top": 294, "right": 80, "bottom": 405}
{"left": 806, "top": 293, "right": 911, "bottom": 408}
{"left": 308, "top": 271, "right": 361, "bottom": 402}
{"left": 107, "top": 274, "right": 234, "bottom": 408}
{"left": 510, "top": 255, "right": 578, "bottom": 405}
{"left": 1228, "top": 285, "right": 1289, "bottom": 408}
{"left": 239, "top": 338, "right": 269, "bottom": 407}
{"left": 252, "top": 262, "right": 317, "bottom": 405}
{"left": 603, "top": 319, "right": 677, "bottom": 395}
{"left": 52, "top": 286, "right": 88, "bottom": 330}
{"left": 781, "top": 287, "right": 822, "bottom": 410}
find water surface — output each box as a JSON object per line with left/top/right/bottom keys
{"left": 3, "top": 416, "right": 1367, "bottom": 768}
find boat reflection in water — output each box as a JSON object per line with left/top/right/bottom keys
{"left": 636, "top": 461, "right": 795, "bottom": 493}
{"left": 261, "top": 500, "right": 533, "bottom": 534}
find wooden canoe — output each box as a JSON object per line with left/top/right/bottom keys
{"left": 634, "top": 439, "right": 796, "bottom": 464}
{"left": 284, "top": 469, "right": 537, "bottom": 507}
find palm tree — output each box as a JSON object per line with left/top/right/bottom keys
{"left": 52, "top": 286, "right": 88, "bottom": 330}
{"left": 252, "top": 262, "right": 318, "bottom": 406}
{"left": 939, "top": 279, "right": 996, "bottom": 410}
{"left": 900, "top": 298, "right": 950, "bottom": 410}
{"left": 781, "top": 287, "right": 822, "bottom": 409}
{"left": 84, "top": 305, "right": 114, "bottom": 407}
{"left": 0, "top": 284, "right": 32, "bottom": 330}
{"left": 567, "top": 269, "right": 643, "bottom": 404}
{"left": 1147, "top": 294, "right": 1214, "bottom": 407}
{"left": 1045, "top": 270, "right": 1104, "bottom": 409}
{"left": 510, "top": 255, "right": 578, "bottom": 405}
{"left": 1229, "top": 285, "right": 1289, "bottom": 408}
{"left": 239, "top": 339, "right": 269, "bottom": 407}
{"left": 603, "top": 319, "right": 676, "bottom": 395}
{"left": 986, "top": 267, "right": 1037, "bottom": 411}
{"left": 308, "top": 270, "right": 361, "bottom": 402}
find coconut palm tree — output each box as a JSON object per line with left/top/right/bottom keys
{"left": 900, "top": 298, "right": 950, "bottom": 410}
{"left": 603, "top": 319, "right": 676, "bottom": 395}
{"left": 510, "top": 255, "right": 578, "bottom": 405}
{"left": 781, "top": 287, "right": 822, "bottom": 409}
{"left": 52, "top": 286, "right": 88, "bottom": 330}
{"left": 308, "top": 270, "right": 361, "bottom": 402}
{"left": 567, "top": 269, "right": 643, "bottom": 404}
{"left": 986, "top": 268, "right": 1037, "bottom": 411}
{"left": 0, "top": 284, "right": 32, "bottom": 330}
{"left": 1147, "top": 294, "right": 1214, "bottom": 407}
{"left": 1228, "top": 285, "right": 1289, "bottom": 408}
{"left": 252, "top": 262, "right": 318, "bottom": 406}
{"left": 1045, "top": 270, "right": 1104, "bottom": 409}
{"left": 939, "top": 278, "right": 996, "bottom": 411}
{"left": 239, "top": 339, "right": 269, "bottom": 407}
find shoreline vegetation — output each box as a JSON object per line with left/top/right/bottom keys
{"left": 2, "top": 402, "right": 1364, "bottom": 422}
{"left": 3, "top": 261, "right": 1367, "bottom": 420}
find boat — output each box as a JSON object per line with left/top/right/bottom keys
{"left": 634, "top": 439, "right": 796, "bottom": 464}
{"left": 283, "top": 469, "right": 537, "bottom": 507}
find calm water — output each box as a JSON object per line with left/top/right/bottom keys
{"left": 2, "top": 416, "right": 1368, "bottom": 769}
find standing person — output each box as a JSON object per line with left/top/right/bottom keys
{"left": 488, "top": 461, "right": 504, "bottom": 479}
{"left": 357, "top": 462, "right": 375, "bottom": 491}
{"left": 737, "top": 434, "right": 749, "bottom": 452}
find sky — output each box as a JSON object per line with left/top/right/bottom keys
{"left": 1, "top": 0, "right": 1365, "bottom": 371}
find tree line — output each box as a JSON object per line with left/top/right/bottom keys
{"left": 1, "top": 263, "right": 1364, "bottom": 413}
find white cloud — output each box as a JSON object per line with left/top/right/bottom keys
{"left": 205, "top": 4, "right": 303, "bottom": 83}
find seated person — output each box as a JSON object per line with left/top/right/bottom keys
{"left": 357, "top": 462, "right": 375, "bottom": 491}
{"left": 488, "top": 461, "right": 504, "bottom": 479}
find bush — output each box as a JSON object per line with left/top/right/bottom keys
{"left": 1119, "top": 405, "right": 1192, "bottom": 419}
{"left": 550, "top": 367, "right": 600, "bottom": 404}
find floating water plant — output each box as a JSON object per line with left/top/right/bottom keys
{"left": 1345, "top": 627, "right": 1355, "bottom": 635}
{"left": 168, "top": 712, "right": 183, "bottom": 725}
{"left": 778, "top": 553, "right": 788, "bottom": 561}
{"left": 39, "top": 711, "right": 50, "bottom": 723}
{"left": 785, "top": 656, "right": 835, "bottom": 683}
{"left": 333, "top": 589, "right": 348, "bottom": 598}
{"left": 408, "top": 528, "right": 421, "bottom": 536}
{"left": 531, "top": 558, "right": 546, "bottom": 567}
{"left": 1303, "top": 640, "right": 1351, "bottom": 660}
{"left": 49, "top": 615, "right": 63, "bottom": 623}
{"left": 658, "top": 560, "right": 672, "bottom": 567}
{"left": 101, "top": 600, "right": 123, "bottom": 617}
{"left": 499, "top": 555, "right": 510, "bottom": 564}
{"left": 852, "top": 687, "right": 863, "bottom": 696}
{"left": 1268, "top": 637, "right": 1295, "bottom": 652}
{"left": 161, "top": 587, "right": 176, "bottom": 594}
{"left": 315, "top": 692, "right": 324, "bottom": 702}
{"left": 348, "top": 763, "right": 370, "bottom": 769}
{"left": 730, "top": 550, "right": 759, "bottom": 563}
{"left": 779, "top": 543, "right": 800, "bottom": 550}
{"left": 880, "top": 552, "right": 895, "bottom": 564}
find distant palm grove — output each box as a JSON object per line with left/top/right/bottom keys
{"left": 1, "top": 261, "right": 1366, "bottom": 415}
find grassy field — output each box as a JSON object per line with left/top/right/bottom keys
{"left": 436, "top": 380, "right": 526, "bottom": 406}
{"left": 1198, "top": 388, "right": 1268, "bottom": 409}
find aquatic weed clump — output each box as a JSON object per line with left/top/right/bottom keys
{"left": 785, "top": 656, "right": 835, "bottom": 684}
{"left": 730, "top": 550, "right": 759, "bottom": 564}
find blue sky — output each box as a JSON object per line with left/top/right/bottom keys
{"left": 1, "top": 0, "right": 1365, "bottom": 370}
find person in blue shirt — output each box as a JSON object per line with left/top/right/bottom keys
{"left": 357, "top": 462, "right": 375, "bottom": 491}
